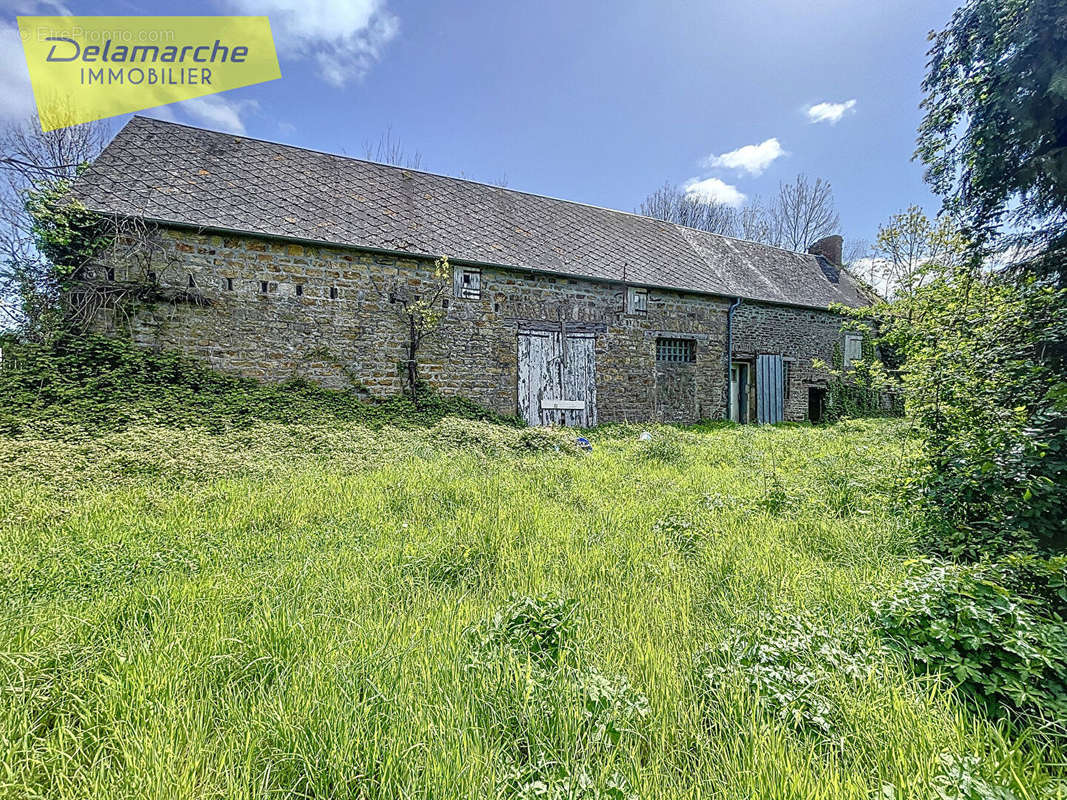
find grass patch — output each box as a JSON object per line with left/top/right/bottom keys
{"left": 0, "top": 416, "right": 1061, "bottom": 797}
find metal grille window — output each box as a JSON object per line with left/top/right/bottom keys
{"left": 656, "top": 337, "right": 695, "bottom": 363}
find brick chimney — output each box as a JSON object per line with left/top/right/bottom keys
{"left": 807, "top": 235, "right": 843, "bottom": 266}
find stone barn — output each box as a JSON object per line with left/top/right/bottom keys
{"left": 74, "top": 116, "right": 873, "bottom": 425}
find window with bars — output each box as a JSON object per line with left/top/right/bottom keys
{"left": 656, "top": 337, "right": 695, "bottom": 363}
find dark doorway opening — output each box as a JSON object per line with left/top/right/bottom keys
{"left": 808, "top": 387, "right": 827, "bottom": 423}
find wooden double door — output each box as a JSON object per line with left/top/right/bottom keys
{"left": 517, "top": 330, "right": 597, "bottom": 427}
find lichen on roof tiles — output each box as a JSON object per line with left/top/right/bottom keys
{"left": 74, "top": 116, "right": 871, "bottom": 310}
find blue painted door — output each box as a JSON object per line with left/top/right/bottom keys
{"left": 756, "top": 354, "right": 784, "bottom": 424}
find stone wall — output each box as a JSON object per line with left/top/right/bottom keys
{"left": 95, "top": 227, "right": 862, "bottom": 424}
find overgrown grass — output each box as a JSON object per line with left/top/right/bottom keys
{"left": 0, "top": 416, "right": 1062, "bottom": 798}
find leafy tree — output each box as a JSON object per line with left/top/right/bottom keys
{"left": 900, "top": 269, "right": 1067, "bottom": 558}
{"left": 841, "top": 206, "right": 1066, "bottom": 556}
{"left": 900, "top": 0, "right": 1067, "bottom": 556}
{"left": 917, "top": 0, "right": 1067, "bottom": 275}
{"left": 1, "top": 116, "right": 109, "bottom": 334}
{"left": 373, "top": 256, "right": 452, "bottom": 405}
{"left": 873, "top": 206, "right": 965, "bottom": 299}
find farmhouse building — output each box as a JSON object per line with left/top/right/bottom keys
{"left": 74, "top": 117, "right": 873, "bottom": 425}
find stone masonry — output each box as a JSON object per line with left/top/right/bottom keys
{"left": 97, "top": 227, "right": 864, "bottom": 424}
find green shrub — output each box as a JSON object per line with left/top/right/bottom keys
{"left": 874, "top": 560, "right": 1067, "bottom": 725}
{"left": 465, "top": 595, "right": 578, "bottom": 665}
{"left": 464, "top": 598, "right": 647, "bottom": 799}
{"left": 429, "top": 417, "right": 578, "bottom": 456}
{"left": 652, "top": 513, "right": 704, "bottom": 556}
{"left": 0, "top": 332, "right": 520, "bottom": 436}
{"left": 636, "top": 434, "right": 686, "bottom": 465}
{"left": 697, "top": 610, "right": 875, "bottom": 739}
{"left": 881, "top": 753, "right": 1021, "bottom": 800}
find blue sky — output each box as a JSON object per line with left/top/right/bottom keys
{"left": 2, "top": 0, "right": 960, "bottom": 249}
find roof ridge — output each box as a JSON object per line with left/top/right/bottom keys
{"left": 126, "top": 115, "right": 820, "bottom": 262}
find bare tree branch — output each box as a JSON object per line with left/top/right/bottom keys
{"left": 637, "top": 182, "right": 740, "bottom": 236}
{"left": 764, "top": 174, "right": 841, "bottom": 251}
{"left": 0, "top": 115, "right": 111, "bottom": 332}
{"left": 361, "top": 126, "right": 423, "bottom": 170}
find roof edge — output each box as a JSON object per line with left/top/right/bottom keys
{"left": 122, "top": 115, "right": 841, "bottom": 265}
{"left": 85, "top": 205, "right": 865, "bottom": 313}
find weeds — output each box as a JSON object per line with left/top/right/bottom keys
{"left": 0, "top": 417, "right": 1060, "bottom": 797}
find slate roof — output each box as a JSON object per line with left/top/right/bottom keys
{"left": 74, "top": 116, "right": 871, "bottom": 310}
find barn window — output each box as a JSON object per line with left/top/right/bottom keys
{"left": 260, "top": 280, "right": 269, "bottom": 294}
{"left": 843, "top": 334, "right": 863, "bottom": 368}
{"left": 626, "top": 287, "right": 648, "bottom": 314}
{"left": 454, "top": 267, "right": 481, "bottom": 299}
{"left": 656, "top": 337, "right": 695, "bottom": 363}
{"left": 295, "top": 284, "right": 303, "bottom": 296}
{"left": 330, "top": 286, "right": 338, "bottom": 299}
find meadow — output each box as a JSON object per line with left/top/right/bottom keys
{"left": 0, "top": 416, "right": 1060, "bottom": 799}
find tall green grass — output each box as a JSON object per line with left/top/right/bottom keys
{"left": 0, "top": 418, "right": 1060, "bottom": 798}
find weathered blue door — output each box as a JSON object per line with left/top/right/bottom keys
{"left": 756, "top": 354, "right": 784, "bottom": 424}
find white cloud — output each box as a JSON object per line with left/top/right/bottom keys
{"left": 221, "top": 0, "right": 398, "bottom": 87}
{"left": 702, "top": 137, "right": 785, "bottom": 176}
{"left": 173, "top": 95, "right": 259, "bottom": 134}
{"left": 806, "top": 99, "right": 857, "bottom": 124}
{"left": 683, "top": 177, "right": 746, "bottom": 208}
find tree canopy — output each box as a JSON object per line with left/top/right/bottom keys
{"left": 917, "top": 0, "right": 1067, "bottom": 271}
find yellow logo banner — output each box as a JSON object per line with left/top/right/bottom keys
{"left": 17, "top": 16, "right": 281, "bottom": 131}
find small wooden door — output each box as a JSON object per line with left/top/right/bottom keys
{"left": 517, "top": 331, "right": 597, "bottom": 427}
{"left": 756, "top": 354, "right": 785, "bottom": 424}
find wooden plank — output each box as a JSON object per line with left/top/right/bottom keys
{"left": 518, "top": 330, "right": 598, "bottom": 427}
{"left": 755, "top": 354, "right": 784, "bottom": 424}
{"left": 775, "top": 355, "right": 784, "bottom": 422}
{"left": 541, "top": 399, "right": 586, "bottom": 410}
{"left": 517, "top": 333, "right": 535, "bottom": 426}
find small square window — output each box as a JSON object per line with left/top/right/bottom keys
{"left": 626, "top": 287, "right": 648, "bottom": 314}
{"left": 843, "top": 334, "right": 863, "bottom": 368}
{"left": 656, "top": 337, "right": 695, "bottom": 363}
{"left": 454, "top": 267, "right": 481, "bottom": 299}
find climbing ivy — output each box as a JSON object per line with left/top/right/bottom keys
{"left": 0, "top": 332, "right": 522, "bottom": 438}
